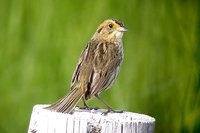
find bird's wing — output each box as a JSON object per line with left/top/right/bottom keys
{"left": 71, "top": 43, "right": 90, "bottom": 89}
{"left": 71, "top": 40, "right": 122, "bottom": 99}
{"left": 88, "top": 42, "right": 122, "bottom": 98}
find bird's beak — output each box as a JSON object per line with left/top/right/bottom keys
{"left": 117, "top": 26, "right": 127, "bottom": 32}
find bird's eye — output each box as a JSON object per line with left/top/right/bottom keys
{"left": 108, "top": 24, "right": 113, "bottom": 28}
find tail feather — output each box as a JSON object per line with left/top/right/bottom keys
{"left": 45, "top": 88, "right": 84, "bottom": 113}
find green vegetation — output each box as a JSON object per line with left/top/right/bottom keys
{"left": 0, "top": 0, "right": 199, "bottom": 132}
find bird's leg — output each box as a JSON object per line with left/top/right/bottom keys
{"left": 95, "top": 94, "right": 123, "bottom": 115}
{"left": 80, "top": 97, "right": 90, "bottom": 109}
{"left": 80, "top": 97, "right": 99, "bottom": 110}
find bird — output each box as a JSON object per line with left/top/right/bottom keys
{"left": 45, "top": 18, "right": 127, "bottom": 114}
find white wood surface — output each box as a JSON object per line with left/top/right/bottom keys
{"left": 28, "top": 105, "right": 155, "bottom": 133}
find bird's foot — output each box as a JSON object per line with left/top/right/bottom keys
{"left": 79, "top": 106, "right": 99, "bottom": 110}
{"left": 102, "top": 109, "right": 124, "bottom": 115}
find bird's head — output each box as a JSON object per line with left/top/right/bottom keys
{"left": 92, "top": 18, "right": 127, "bottom": 43}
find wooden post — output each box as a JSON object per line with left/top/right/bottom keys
{"left": 28, "top": 105, "right": 155, "bottom": 133}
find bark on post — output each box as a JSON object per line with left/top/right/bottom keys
{"left": 28, "top": 105, "right": 155, "bottom": 133}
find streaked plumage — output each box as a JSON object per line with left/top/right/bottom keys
{"left": 45, "top": 18, "right": 127, "bottom": 114}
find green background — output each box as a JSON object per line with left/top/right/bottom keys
{"left": 0, "top": 0, "right": 199, "bottom": 132}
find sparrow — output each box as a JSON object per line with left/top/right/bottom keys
{"left": 45, "top": 18, "right": 127, "bottom": 114}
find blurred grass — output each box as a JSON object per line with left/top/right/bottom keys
{"left": 0, "top": 0, "right": 199, "bottom": 132}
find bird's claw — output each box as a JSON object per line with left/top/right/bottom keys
{"left": 80, "top": 106, "right": 99, "bottom": 110}
{"left": 102, "top": 109, "right": 124, "bottom": 115}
